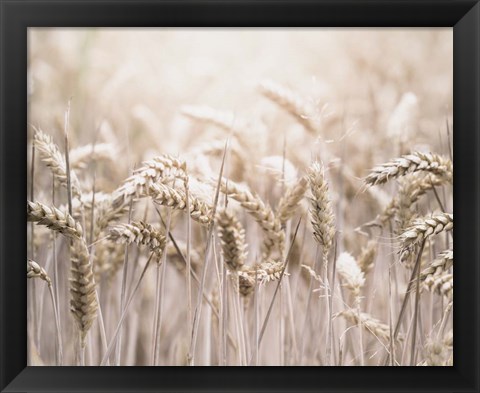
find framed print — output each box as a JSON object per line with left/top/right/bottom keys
{"left": 1, "top": 1, "right": 479, "bottom": 392}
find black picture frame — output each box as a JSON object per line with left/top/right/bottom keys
{"left": 1, "top": 1, "right": 479, "bottom": 392}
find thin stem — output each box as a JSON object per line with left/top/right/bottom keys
{"left": 115, "top": 200, "right": 134, "bottom": 366}
{"left": 388, "top": 259, "right": 395, "bottom": 366}
{"left": 51, "top": 174, "right": 62, "bottom": 362}
{"left": 356, "top": 296, "right": 364, "bottom": 366}
{"left": 185, "top": 176, "right": 193, "bottom": 336}
{"left": 29, "top": 143, "right": 37, "bottom": 358}
{"left": 410, "top": 240, "right": 426, "bottom": 365}
{"left": 151, "top": 261, "right": 161, "bottom": 364}
{"left": 64, "top": 100, "right": 73, "bottom": 217}
{"left": 79, "top": 335, "right": 85, "bottom": 366}
{"left": 326, "top": 237, "right": 338, "bottom": 366}
{"left": 323, "top": 252, "right": 332, "bottom": 365}
{"left": 153, "top": 210, "right": 173, "bottom": 366}
{"left": 188, "top": 139, "right": 228, "bottom": 366}
{"left": 383, "top": 244, "right": 423, "bottom": 366}
{"left": 250, "top": 218, "right": 301, "bottom": 365}
{"left": 252, "top": 267, "right": 259, "bottom": 366}
{"left": 101, "top": 253, "right": 154, "bottom": 366}
{"left": 48, "top": 284, "right": 63, "bottom": 365}
{"left": 299, "top": 245, "right": 320, "bottom": 365}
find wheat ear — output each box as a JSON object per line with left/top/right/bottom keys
{"left": 112, "top": 154, "right": 186, "bottom": 207}
{"left": 420, "top": 249, "right": 453, "bottom": 286}
{"left": 27, "top": 259, "right": 63, "bottom": 365}
{"left": 69, "top": 143, "right": 116, "bottom": 170}
{"left": 400, "top": 212, "right": 453, "bottom": 252}
{"left": 27, "top": 200, "right": 83, "bottom": 240}
{"left": 422, "top": 263, "right": 453, "bottom": 299}
{"left": 69, "top": 241, "right": 98, "bottom": 348}
{"left": 181, "top": 105, "right": 240, "bottom": 133}
{"left": 335, "top": 309, "right": 399, "bottom": 343}
{"left": 378, "top": 173, "right": 448, "bottom": 225}
{"left": 357, "top": 240, "right": 377, "bottom": 274}
{"left": 236, "top": 260, "right": 287, "bottom": 297}
{"left": 149, "top": 183, "right": 212, "bottom": 225}
{"left": 258, "top": 80, "right": 317, "bottom": 134}
{"left": 217, "top": 209, "right": 247, "bottom": 271}
{"left": 336, "top": 252, "right": 365, "bottom": 297}
{"left": 276, "top": 176, "right": 308, "bottom": 223}
{"left": 109, "top": 221, "right": 167, "bottom": 260}
{"left": 33, "top": 128, "right": 82, "bottom": 198}
{"left": 166, "top": 241, "right": 202, "bottom": 274}
{"left": 365, "top": 152, "right": 452, "bottom": 186}
{"left": 27, "top": 259, "right": 52, "bottom": 286}
{"left": 220, "top": 179, "right": 284, "bottom": 258}
{"left": 307, "top": 162, "right": 335, "bottom": 254}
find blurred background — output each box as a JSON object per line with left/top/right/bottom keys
{"left": 28, "top": 28, "right": 452, "bottom": 164}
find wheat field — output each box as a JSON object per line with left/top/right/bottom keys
{"left": 27, "top": 28, "right": 453, "bottom": 366}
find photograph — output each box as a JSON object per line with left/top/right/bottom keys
{"left": 27, "top": 28, "right": 453, "bottom": 366}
